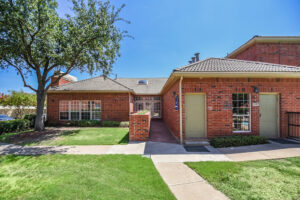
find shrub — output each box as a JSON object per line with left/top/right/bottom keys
{"left": 67, "top": 120, "right": 100, "bottom": 127}
{"left": 0, "top": 119, "right": 30, "bottom": 134}
{"left": 24, "top": 114, "right": 36, "bottom": 127}
{"left": 100, "top": 121, "right": 120, "bottom": 127}
{"left": 210, "top": 135, "right": 268, "bottom": 148}
{"left": 119, "top": 121, "right": 129, "bottom": 127}
{"left": 137, "top": 110, "right": 149, "bottom": 115}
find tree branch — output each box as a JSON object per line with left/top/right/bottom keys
{"left": 3, "top": 59, "right": 37, "bottom": 92}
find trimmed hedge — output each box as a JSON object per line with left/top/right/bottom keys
{"left": 210, "top": 135, "right": 268, "bottom": 148}
{"left": 24, "top": 114, "right": 36, "bottom": 127}
{"left": 0, "top": 119, "right": 31, "bottom": 134}
{"left": 100, "top": 121, "right": 129, "bottom": 127}
{"left": 69, "top": 120, "right": 101, "bottom": 127}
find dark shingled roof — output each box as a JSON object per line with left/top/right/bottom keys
{"left": 174, "top": 58, "right": 300, "bottom": 73}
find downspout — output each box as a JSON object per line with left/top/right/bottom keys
{"left": 179, "top": 76, "right": 183, "bottom": 144}
{"left": 128, "top": 92, "right": 131, "bottom": 115}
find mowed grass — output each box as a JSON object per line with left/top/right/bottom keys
{"left": 0, "top": 155, "right": 175, "bottom": 200}
{"left": 186, "top": 157, "right": 300, "bottom": 200}
{"left": 34, "top": 128, "right": 129, "bottom": 146}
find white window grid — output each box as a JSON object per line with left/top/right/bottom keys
{"left": 232, "top": 93, "right": 251, "bottom": 132}
{"left": 59, "top": 100, "right": 101, "bottom": 121}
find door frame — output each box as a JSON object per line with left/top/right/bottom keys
{"left": 184, "top": 93, "right": 207, "bottom": 138}
{"left": 259, "top": 92, "right": 280, "bottom": 138}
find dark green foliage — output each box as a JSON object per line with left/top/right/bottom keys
{"left": 100, "top": 120, "right": 120, "bottom": 127}
{"left": 24, "top": 114, "right": 36, "bottom": 127}
{"left": 68, "top": 120, "right": 101, "bottom": 127}
{"left": 210, "top": 135, "right": 268, "bottom": 148}
{"left": 0, "top": 119, "right": 30, "bottom": 134}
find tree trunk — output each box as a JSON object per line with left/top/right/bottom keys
{"left": 34, "top": 88, "right": 46, "bottom": 131}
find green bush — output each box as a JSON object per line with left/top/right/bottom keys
{"left": 68, "top": 120, "right": 100, "bottom": 127}
{"left": 100, "top": 121, "right": 120, "bottom": 127}
{"left": 210, "top": 135, "right": 268, "bottom": 148}
{"left": 119, "top": 121, "right": 129, "bottom": 127}
{"left": 24, "top": 114, "right": 36, "bottom": 127}
{"left": 0, "top": 119, "right": 30, "bottom": 134}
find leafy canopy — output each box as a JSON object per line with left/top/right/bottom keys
{"left": 0, "top": 0, "right": 127, "bottom": 92}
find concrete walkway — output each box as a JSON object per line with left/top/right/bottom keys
{"left": 154, "top": 162, "right": 229, "bottom": 200}
{"left": 0, "top": 142, "right": 146, "bottom": 155}
{"left": 218, "top": 141, "right": 300, "bottom": 161}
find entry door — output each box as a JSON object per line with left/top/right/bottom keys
{"left": 259, "top": 94, "right": 279, "bottom": 138}
{"left": 185, "top": 94, "right": 206, "bottom": 138}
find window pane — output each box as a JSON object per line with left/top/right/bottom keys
{"left": 82, "top": 112, "right": 90, "bottom": 120}
{"left": 60, "top": 112, "right": 69, "bottom": 120}
{"left": 232, "top": 93, "right": 250, "bottom": 132}
{"left": 71, "top": 112, "right": 80, "bottom": 120}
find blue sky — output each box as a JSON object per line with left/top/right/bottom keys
{"left": 1, "top": 0, "right": 300, "bottom": 93}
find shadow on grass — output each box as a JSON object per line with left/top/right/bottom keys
{"left": 118, "top": 132, "right": 129, "bottom": 144}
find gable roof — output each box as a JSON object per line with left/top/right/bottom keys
{"left": 116, "top": 78, "right": 168, "bottom": 95}
{"left": 226, "top": 36, "right": 300, "bottom": 59}
{"left": 174, "top": 57, "right": 300, "bottom": 73}
{"left": 48, "top": 76, "right": 132, "bottom": 92}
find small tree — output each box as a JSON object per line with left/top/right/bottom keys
{"left": 0, "top": 91, "right": 37, "bottom": 118}
{"left": 0, "top": 0, "right": 127, "bottom": 130}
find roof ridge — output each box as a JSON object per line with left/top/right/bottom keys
{"left": 51, "top": 75, "right": 102, "bottom": 89}
{"left": 105, "top": 76, "right": 133, "bottom": 91}
{"left": 175, "top": 57, "right": 213, "bottom": 71}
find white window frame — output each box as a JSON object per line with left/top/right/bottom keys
{"left": 232, "top": 93, "right": 251, "bottom": 133}
{"left": 59, "top": 100, "right": 101, "bottom": 121}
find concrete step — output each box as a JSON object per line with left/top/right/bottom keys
{"left": 184, "top": 140, "right": 210, "bottom": 146}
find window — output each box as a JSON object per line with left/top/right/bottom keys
{"left": 138, "top": 80, "right": 148, "bottom": 85}
{"left": 81, "top": 100, "right": 90, "bottom": 120}
{"left": 135, "top": 103, "right": 144, "bottom": 111}
{"left": 91, "top": 101, "right": 101, "bottom": 120}
{"left": 59, "top": 100, "right": 101, "bottom": 121}
{"left": 232, "top": 93, "right": 250, "bottom": 132}
{"left": 59, "top": 101, "right": 69, "bottom": 120}
{"left": 70, "top": 100, "right": 80, "bottom": 120}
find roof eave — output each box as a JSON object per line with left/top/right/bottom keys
{"left": 47, "top": 90, "right": 135, "bottom": 94}
{"left": 173, "top": 71, "right": 300, "bottom": 78}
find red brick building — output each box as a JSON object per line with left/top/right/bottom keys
{"left": 226, "top": 36, "right": 300, "bottom": 66}
{"left": 47, "top": 36, "right": 300, "bottom": 143}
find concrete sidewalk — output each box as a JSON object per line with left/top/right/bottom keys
{"left": 154, "top": 162, "right": 229, "bottom": 200}
{"left": 0, "top": 142, "right": 146, "bottom": 155}
{"left": 218, "top": 142, "right": 300, "bottom": 161}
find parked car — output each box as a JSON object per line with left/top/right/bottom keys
{"left": 0, "top": 114, "right": 14, "bottom": 121}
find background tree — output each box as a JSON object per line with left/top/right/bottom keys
{"left": 0, "top": 91, "right": 37, "bottom": 119}
{"left": 0, "top": 0, "right": 127, "bottom": 130}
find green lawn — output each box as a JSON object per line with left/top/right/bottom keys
{"left": 0, "top": 155, "right": 175, "bottom": 200}
{"left": 36, "top": 128, "right": 129, "bottom": 146}
{"left": 186, "top": 157, "right": 300, "bottom": 200}
{"left": 1, "top": 128, "right": 129, "bottom": 146}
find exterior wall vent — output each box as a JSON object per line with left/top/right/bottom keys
{"left": 138, "top": 80, "right": 148, "bottom": 85}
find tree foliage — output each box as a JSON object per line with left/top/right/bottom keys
{"left": 0, "top": 0, "right": 128, "bottom": 130}
{"left": 0, "top": 91, "right": 37, "bottom": 118}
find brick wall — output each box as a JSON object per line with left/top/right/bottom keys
{"left": 233, "top": 43, "right": 300, "bottom": 66}
{"left": 163, "top": 78, "right": 300, "bottom": 140}
{"left": 129, "top": 111, "right": 151, "bottom": 141}
{"left": 47, "top": 92, "right": 130, "bottom": 123}
{"left": 162, "top": 80, "right": 180, "bottom": 140}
